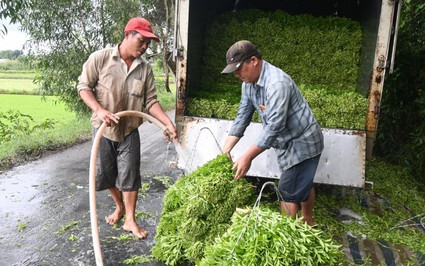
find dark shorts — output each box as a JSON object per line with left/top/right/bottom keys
{"left": 94, "top": 128, "right": 141, "bottom": 192}
{"left": 278, "top": 154, "right": 321, "bottom": 203}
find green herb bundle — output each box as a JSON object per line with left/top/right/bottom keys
{"left": 186, "top": 97, "right": 261, "bottom": 123}
{"left": 186, "top": 9, "right": 368, "bottom": 130}
{"left": 200, "top": 207, "right": 343, "bottom": 266}
{"left": 151, "top": 154, "right": 256, "bottom": 265}
{"left": 201, "top": 10, "right": 362, "bottom": 90}
{"left": 301, "top": 86, "right": 367, "bottom": 130}
{"left": 187, "top": 86, "right": 367, "bottom": 130}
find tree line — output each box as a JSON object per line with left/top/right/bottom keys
{"left": 0, "top": 50, "right": 23, "bottom": 59}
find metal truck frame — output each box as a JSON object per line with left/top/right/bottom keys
{"left": 172, "top": 0, "right": 401, "bottom": 187}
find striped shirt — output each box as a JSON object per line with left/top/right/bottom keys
{"left": 228, "top": 60, "right": 324, "bottom": 170}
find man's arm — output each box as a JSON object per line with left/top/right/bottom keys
{"left": 222, "top": 135, "right": 240, "bottom": 155}
{"left": 147, "top": 102, "right": 178, "bottom": 141}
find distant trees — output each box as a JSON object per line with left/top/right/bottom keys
{"left": 0, "top": 50, "right": 23, "bottom": 59}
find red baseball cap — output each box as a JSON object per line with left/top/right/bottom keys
{"left": 125, "top": 17, "right": 160, "bottom": 43}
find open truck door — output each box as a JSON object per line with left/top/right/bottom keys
{"left": 172, "top": 0, "right": 402, "bottom": 188}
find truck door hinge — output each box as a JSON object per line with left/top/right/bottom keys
{"left": 177, "top": 46, "right": 185, "bottom": 61}
{"left": 377, "top": 55, "right": 387, "bottom": 72}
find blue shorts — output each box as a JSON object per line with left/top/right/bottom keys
{"left": 278, "top": 154, "right": 321, "bottom": 203}
{"left": 94, "top": 128, "right": 141, "bottom": 192}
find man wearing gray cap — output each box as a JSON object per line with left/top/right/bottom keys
{"left": 222, "top": 40, "right": 324, "bottom": 227}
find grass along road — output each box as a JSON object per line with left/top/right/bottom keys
{"left": 0, "top": 94, "right": 91, "bottom": 170}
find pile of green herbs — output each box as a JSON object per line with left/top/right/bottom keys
{"left": 151, "top": 154, "right": 256, "bottom": 265}
{"left": 200, "top": 206, "right": 343, "bottom": 266}
{"left": 187, "top": 10, "right": 367, "bottom": 130}
{"left": 187, "top": 85, "right": 366, "bottom": 129}
{"left": 152, "top": 155, "right": 348, "bottom": 265}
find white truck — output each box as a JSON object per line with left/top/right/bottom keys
{"left": 171, "top": 0, "right": 401, "bottom": 188}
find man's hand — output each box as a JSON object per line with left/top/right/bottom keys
{"left": 163, "top": 124, "right": 178, "bottom": 142}
{"left": 232, "top": 155, "right": 252, "bottom": 180}
{"left": 79, "top": 90, "right": 120, "bottom": 126}
{"left": 231, "top": 145, "right": 264, "bottom": 180}
{"left": 95, "top": 108, "right": 120, "bottom": 126}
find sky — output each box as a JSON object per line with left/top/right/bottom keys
{"left": 0, "top": 19, "right": 29, "bottom": 51}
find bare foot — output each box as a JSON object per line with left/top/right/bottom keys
{"left": 302, "top": 217, "right": 315, "bottom": 227}
{"left": 105, "top": 208, "right": 124, "bottom": 225}
{"left": 123, "top": 220, "right": 148, "bottom": 239}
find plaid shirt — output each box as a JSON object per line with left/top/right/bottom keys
{"left": 228, "top": 60, "right": 324, "bottom": 170}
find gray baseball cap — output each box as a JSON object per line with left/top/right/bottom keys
{"left": 221, "top": 40, "right": 260, "bottom": 74}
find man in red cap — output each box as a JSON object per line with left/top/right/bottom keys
{"left": 77, "top": 17, "right": 177, "bottom": 239}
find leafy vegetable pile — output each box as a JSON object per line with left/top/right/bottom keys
{"left": 201, "top": 10, "right": 362, "bottom": 90}
{"left": 200, "top": 207, "right": 343, "bottom": 266}
{"left": 152, "top": 155, "right": 345, "bottom": 265}
{"left": 186, "top": 86, "right": 366, "bottom": 129}
{"left": 151, "top": 154, "right": 256, "bottom": 265}
{"left": 187, "top": 9, "right": 367, "bottom": 130}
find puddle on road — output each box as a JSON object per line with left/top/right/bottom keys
{"left": 0, "top": 173, "right": 50, "bottom": 222}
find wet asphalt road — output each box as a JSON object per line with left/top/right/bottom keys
{"left": 0, "top": 112, "right": 185, "bottom": 266}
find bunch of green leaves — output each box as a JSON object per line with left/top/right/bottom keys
{"left": 200, "top": 206, "right": 343, "bottom": 265}
{"left": 0, "top": 110, "right": 55, "bottom": 144}
{"left": 186, "top": 9, "right": 365, "bottom": 130}
{"left": 186, "top": 97, "right": 260, "bottom": 122}
{"left": 122, "top": 254, "right": 154, "bottom": 264}
{"left": 0, "top": 0, "right": 31, "bottom": 36}
{"left": 54, "top": 220, "right": 78, "bottom": 235}
{"left": 189, "top": 82, "right": 241, "bottom": 102}
{"left": 301, "top": 86, "right": 367, "bottom": 130}
{"left": 201, "top": 10, "right": 362, "bottom": 90}
{"left": 16, "top": 222, "right": 27, "bottom": 232}
{"left": 151, "top": 154, "right": 256, "bottom": 265}
{"left": 186, "top": 84, "right": 367, "bottom": 130}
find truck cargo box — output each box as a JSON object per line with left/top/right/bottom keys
{"left": 172, "top": 0, "right": 401, "bottom": 187}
